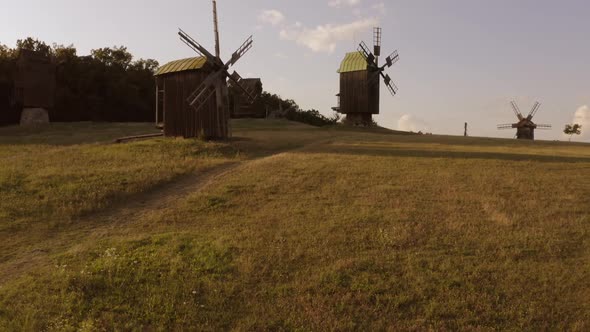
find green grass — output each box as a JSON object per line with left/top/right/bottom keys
{"left": 0, "top": 120, "right": 589, "bottom": 330}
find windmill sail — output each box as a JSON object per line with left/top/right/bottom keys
{"left": 381, "top": 73, "right": 398, "bottom": 96}
{"left": 358, "top": 41, "right": 375, "bottom": 65}
{"left": 384, "top": 50, "right": 399, "bottom": 68}
{"left": 510, "top": 101, "right": 524, "bottom": 120}
{"left": 527, "top": 101, "right": 541, "bottom": 120}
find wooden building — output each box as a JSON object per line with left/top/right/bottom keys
{"left": 497, "top": 101, "right": 551, "bottom": 140}
{"left": 230, "top": 78, "right": 264, "bottom": 118}
{"left": 334, "top": 52, "right": 379, "bottom": 125}
{"left": 154, "top": 57, "right": 228, "bottom": 139}
{"left": 14, "top": 49, "right": 55, "bottom": 110}
{"left": 0, "top": 82, "right": 12, "bottom": 126}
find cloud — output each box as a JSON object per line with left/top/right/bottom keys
{"left": 570, "top": 105, "right": 590, "bottom": 139}
{"left": 397, "top": 114, "right": 432, "bottom": 133}
{"left": 279, "top": 18, "right": 378, "bottom": 53}
{"left": 274, "top": 52, "right": 288, "bottom": 59}
{"left": 328, "top": 0, "right": 361, "bottom": 8}
{"left": 372, "top": 2, "right": 386, "bottom": 13}
{"left": 258, "top": 10, "right": 285, "bottom": 26}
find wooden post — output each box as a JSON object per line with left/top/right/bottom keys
{"left": 213, "top": 0, "right": 221, "bottom": 58}
{"left": 214, "top": 76, "right": 230, "bottom": 139}
{"left": 223, "top": 80, "right": 231, "bottom": 138}
{"left": 155, "top": 81, "right": 159, "bottom": 126}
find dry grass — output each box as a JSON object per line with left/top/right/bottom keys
{"left": 0, "top": 120, "right": 589, "bottom": 330}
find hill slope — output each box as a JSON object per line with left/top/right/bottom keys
{"left": 1, "top": 120, "right": 589, "bottom": 330}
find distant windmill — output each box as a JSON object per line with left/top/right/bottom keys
{"left": 497, "top": 101, "right": 552, "bottom": 140}
{"left": 333, "top": 27, "right": 399, "bottom": 125}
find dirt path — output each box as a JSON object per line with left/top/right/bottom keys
{"left": 0, "top": 137, "right": 336, "bottom": 284}
{"left": 88, "top": 162, "right": 242, "bottom": 223}
{"left": 0, "top": 161, "right": 242, "bottom": 284}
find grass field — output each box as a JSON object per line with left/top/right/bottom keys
{"left": 1, "top": 120, "right": 589, "bottom": 330}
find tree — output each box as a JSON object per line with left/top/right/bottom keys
{"left": 91, "top": 46, "right": 133, "bottom": 68}
{"left": 16, "top": 37, "right": 52, "bottom": 57}
{"left": 52, "top": 44, "right": 77, "bottom": 62}
{"left": 564, "top": 124, "right": 582, "bottom": 141}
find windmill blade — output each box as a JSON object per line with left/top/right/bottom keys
{"left": 497, "top": 124, "right": 515, "bottom": 130}
{"left": 536, "top": 124, "right": 552, "bottom": 129}
{"left": 373, "top": 27, "right": 382, "bottom": 57}
{"left": 187, "top": 70, "right": 222, "bottom": 107}
{"left": 384, "top": 50, "right": 399, "bottom": 68}
{"left": 180, "top": 38, "right": 203, "bottom": 58}
{"left": 226, "top": 36, "right": 253, "bottom": 67}
{"left": 380, "top": 72, "right": 398, "bottom": 96}
{"left": 228, "top": 71, "right": 257, "bottom": 103}
{"left": 358, "top": 41, "right": 376, "bottom": 65}
{"left": 189, "top": 87, "right": 216, "bottom": 113}
{"left": 510, "top": 101, "right": 524, "bottom": 120}
{"left": 178, "top": 29, "right": 217, "bottom": 63}
{"left": 527, "top": 101, "right": 541, "bottom": 120}
{"left": 369, "top": 71, "right": 380, "bottom": 85}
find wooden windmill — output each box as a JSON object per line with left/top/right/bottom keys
{"left": 155, "top": 0, "right": 257, "bottom": 139}
{"left": 333, "top": 27, "right": 399, "bottom": 125}
{"left": 497, "top": 101, "right": 552, "bottom": 140}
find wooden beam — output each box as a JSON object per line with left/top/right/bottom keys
{"left": 114, "top": 133, "right": 164, "bottom": 144}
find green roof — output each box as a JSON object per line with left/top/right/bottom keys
{"left": 338, "top": 52, "right": 367, "bottom": 73}
{"left": 155, "top": 57, "right": 207, "bottom": 76}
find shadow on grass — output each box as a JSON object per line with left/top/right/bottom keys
{"left": 0, "top": 123, "right": 160, "bottom": 146}
{"left": 306, "top": 144, "right": 590, "bottom": 164}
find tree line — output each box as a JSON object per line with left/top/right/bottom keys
{"left": 0, "top": 37, "right": 158, "bottom": 126}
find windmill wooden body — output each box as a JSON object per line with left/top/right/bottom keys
{"left": 497, "top": 101, "right": 551, "bottom": 140}
{"left": 230, "top": 78, "right": 264, "bottom": 118}
{"left": 333, "top": 28, "right": 399, "bottom": 125}
{"left": 154, "top": 0, "right": 257, "bottom": 139}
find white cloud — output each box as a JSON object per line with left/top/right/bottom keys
{"left": 397, "top": 114, "right": 432, "bottom": 133}
{"left": 372, "top": 2, "right": 386, "bottom": 13}
{"left": 569, "top": 105, "right": 590, "bottom": 140}
{"left": 279, "top": 18, "right": 378, "bottom": 53}
{"left": 258, "top": 10, "right": 285, "bottom": 26}
{"left": 329, "top": 0, "right": 361, "bottom": 8}
{"left": 274, "top": 52, "right": 288, "bottom": 59}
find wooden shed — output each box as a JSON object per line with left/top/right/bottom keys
{"left": 335, "top": 52, "right": 379, "bottom": 125}
{"left": 230, "top": 78, "right": 264, "bottom": 118}
{"left": 154, "top": 57, "right": 228, "bottom": 139}
{"left": 14, "top": 49, "right": 55, "bottom": 109}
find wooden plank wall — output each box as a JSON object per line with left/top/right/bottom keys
{"left": 340, "top": 70, "right": 381, "bottom": 115}
{"left": 14, "top": 51, "right": 55, "bottom": 109}
{"left": 367, "top": 74, "right": 380, "bottom": 115}
{"left": 231, "top": 95, "right": 266, "bottom": 118}
{"left": 340, "top": 71, "right": 369, "bottom": 114}
{"left": 160, "top": 71, "right": 228, "bottom": 139}
{"left": 0, "top": 82, "right": 16, "bottom": 126}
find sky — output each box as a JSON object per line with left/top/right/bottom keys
{"left": 1, "top": 0, "right": 589, "bottom": 142}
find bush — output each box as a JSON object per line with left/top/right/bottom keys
{"left": 285, "top": 108, "right": 340, "bottom": 127}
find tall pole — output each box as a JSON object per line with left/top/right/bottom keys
{"left": 213, "top": 0, "right": 221, "bottom": 58}
{"left": 212, "top": 0, "right": 230, "bottom": 138}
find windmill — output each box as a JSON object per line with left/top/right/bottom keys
{"left": 176, "top": 0, "right": 258, "bottom": 138}
{"left": 334, "top": 27, "right": 399, "bottom": 125}
{"left": 497, "top": 101, "right": 552, "bottom": 140}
